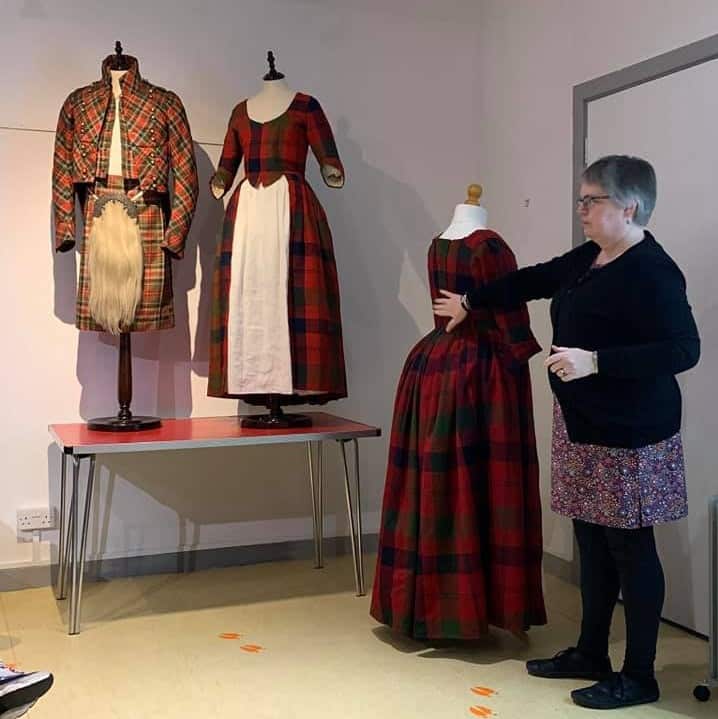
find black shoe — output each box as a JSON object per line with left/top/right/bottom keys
{"left": 571, "top": 672, "right": 660, "bottom": 709}
{"left": 526, "top": 647, "right": 612, "bottom": 680}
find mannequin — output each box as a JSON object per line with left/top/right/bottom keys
{"left": 211, "top": 52, "right": 342, "bottom": 199}
{"left": 248, "top": 49, "right": 299, "bottom": 122}
{"left": 440, "top": 184, "right": 488, "bottom": 239}
{"left": 246, "top": 76, "right": 295, "bottom": 122}
{"left": 370, "top": 181, "right": 546, "bottom": 640}
{"left": 52, "top": 42, "right": 199, "bottom": 430}
{"left": 207, "top": 49, "right": 347, "bottom": 423}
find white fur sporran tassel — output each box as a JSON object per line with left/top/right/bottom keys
{"left": 88, "top": 200, "right": 143, "bottom": 335}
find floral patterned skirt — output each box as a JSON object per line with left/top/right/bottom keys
{"left": 550, "top": 401, "right": 687, "bottom": 528}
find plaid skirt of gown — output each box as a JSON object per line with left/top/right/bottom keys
{"left": 370, "top": 233, "right": 547, "bottom": 639}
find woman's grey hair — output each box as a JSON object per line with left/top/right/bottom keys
{"left": 582, "top": 155, "right": 656, "bottom": 226}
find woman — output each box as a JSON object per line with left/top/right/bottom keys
{"left": 433, "top": 155, "right": 700, "bottom": 710}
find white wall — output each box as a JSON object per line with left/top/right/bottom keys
{"left": 0, "top": 0, "right": 485, "bottom": 570}
{"left": 473, "top": 0, "right": 718, "bottom": 560}
{"left": 5, "top": 0, "right": 715, "bottom": 579}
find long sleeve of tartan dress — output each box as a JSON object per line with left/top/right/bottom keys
{"left": 370, "top": 231, "right": 547, "bottom": 639}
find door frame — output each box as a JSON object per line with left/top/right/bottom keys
{"left": 572, "top": 33, "right": 718, "bottom": 247}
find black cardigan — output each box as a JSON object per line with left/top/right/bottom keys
{"left": 467, "top": 232, "right": 700, "bottom": 448}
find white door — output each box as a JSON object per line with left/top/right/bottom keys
{"left": 587, "top": 58, "right": 718, "bottom": 635}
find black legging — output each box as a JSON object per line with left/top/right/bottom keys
{"left": 573, "top": 519, "right": 665, "bottom": 679}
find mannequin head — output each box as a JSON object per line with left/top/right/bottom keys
{"left": 263, "top": 50, "right": 286, "bottom": 81}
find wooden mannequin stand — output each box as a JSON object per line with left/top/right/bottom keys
{"left": 240, "top": 395, "right": 312, "bottom": 429}
{"left": 88, "top": 333, "right": 161, "bottom": 431}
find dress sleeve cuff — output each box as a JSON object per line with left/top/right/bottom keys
{"left": 321, "top": 161, "right": 344, "bottom": 189}
{"left": 54, "top": 228, "right": 75, "bottom": 253}
{"left": 209, "top": 167, "right": 233, "bottom": 199}
{"left": 160, "top": 231, "right": 185, "bottom": 259}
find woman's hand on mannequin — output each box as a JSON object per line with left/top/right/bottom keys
{"left": 432, "top": 290, "right": 467, "bottom": 332}
{"left": 545, "top": 345, "right": 595, "bottom": 381}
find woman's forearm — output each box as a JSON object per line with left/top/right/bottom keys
{"left": 467, "top": 255, "right": 566, "bottom": 308}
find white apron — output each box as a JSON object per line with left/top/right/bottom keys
{"left": 226, "top": 176, "right": 293, "bottom": 394}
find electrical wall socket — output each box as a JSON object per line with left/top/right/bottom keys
{"left": 17, "top": 508, "right": 55, "bottom": 532}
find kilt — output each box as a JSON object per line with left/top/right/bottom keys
{"left": 76, "top": 175, "right": 174, "bottom": 332}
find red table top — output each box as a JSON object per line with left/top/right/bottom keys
{"left": 49, "top": 412, "right": 381, "bottom": 455}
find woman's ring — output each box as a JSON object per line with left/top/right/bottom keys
{"left": 558, "top": 368, "right": 566, "bottom": 377}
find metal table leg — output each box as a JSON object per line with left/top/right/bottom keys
{"left": 338, "top": 438, "right": 365, "bottom": 596}
{"left": 352, "top": 439, "right": 364, "bottom": 589}
{"left": 307, "top": 441, "right": 324, "bottom": 569}
{"left": 62, "top": 484, "right": 76, "bottom": 600}
{"left": 67, "top": 456, "right": 80, "bottom": 632}
{"left": 55, "top": 452, "right": 70, "bottom": 600}
{"left": 711, "top": 496, "right": 718, "bottom": 685}
{"left": 695, "top": 495, "right": 718, "bottom": 702}
{"left": 317, "top": 440, "right": 324, "bottom": 568}
{"left": 68, "top": 454, "right": 96, "bottom": 635}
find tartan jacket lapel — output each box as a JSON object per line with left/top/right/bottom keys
{"left": 82, "top": 82, "right": 110, "bottom": 135}
{"left": 52, "top": 54, "right": 198, "bottom": 256}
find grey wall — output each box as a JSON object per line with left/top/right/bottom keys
{"left": 473, "top": 0, "right": 718, "bottom": 560}
{"left": 0, "top": 0, "right": 484, "bottom": 570}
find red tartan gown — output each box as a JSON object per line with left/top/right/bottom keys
{"left": 370, "top": 231, "right": 547, "bottom": 639}
{"left": 208, "top": 93, "right": 346, "bottom": 403}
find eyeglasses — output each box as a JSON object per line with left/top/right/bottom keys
{"left": 576, "top": 194, "right": 611, "bottom": 210}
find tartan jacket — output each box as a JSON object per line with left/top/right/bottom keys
{"left": 52, "top": 55, "right": 198, "bottom": 257}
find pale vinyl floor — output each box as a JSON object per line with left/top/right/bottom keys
{"left": 0, "top": 554, "right": 713, "bottom": 718}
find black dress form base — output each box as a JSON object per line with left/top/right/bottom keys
{"left": 88, "top": 333, "right": 161, "bottom": 432}
{"left": 240, "top": 395, "right": 312, "bottom": 429}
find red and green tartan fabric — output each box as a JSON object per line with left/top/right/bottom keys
{"left": 52, "top": 55, "right": 198, "bottom": 260}
{"left": 370, "top": 232, "right": 547, "bottom": 639}
{"left": 208, "top": 94, "right": 347, "bottom": 402}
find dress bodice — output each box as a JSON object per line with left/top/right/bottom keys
{"left": 425, "top": 231, "right": 542, "bottom": 366}
{"left": 429, "top": 233, "right": 496, "bottom": 333}
{"left": 211, "top": 92, "right": 344, "bottom": 193}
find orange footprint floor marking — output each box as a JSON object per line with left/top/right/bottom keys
{"left": 240, "top": 644, "right": 264, "bottom": 653}
{"left": 469, "top": 707, "right": 494, "bottom": 718}
{"left": 471, "top": 687, "right": 497, "bottom": 697}
{"left": 219, "top": 633, "right": 242, "bottom": 640}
